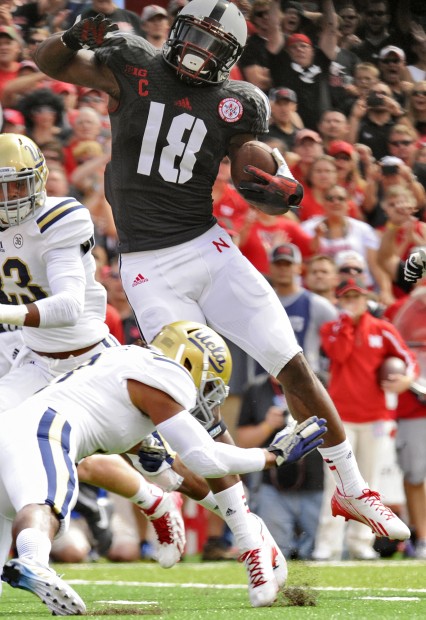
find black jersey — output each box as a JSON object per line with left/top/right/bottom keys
{"left": 95, "top": 34, "right": 269, "bottom": 252}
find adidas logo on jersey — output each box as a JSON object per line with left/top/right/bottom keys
{"left": 132, "top": 273, "right": 149, "bottom": 287}
{"left": 174, "top": 97, "right": 192, "bottom": 111}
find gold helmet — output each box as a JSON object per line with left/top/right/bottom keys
{"left": 151, "top": 321, "right": 232, "bottom": 429}
{"left": 0, "top": 133, "right": 48, "bottom": 227}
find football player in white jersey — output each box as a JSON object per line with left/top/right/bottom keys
{"left": 0, "top": 134, "right": 187, "bottom": 573}
{"left": 0, "top": 321, "right": 326, "bottom": 615}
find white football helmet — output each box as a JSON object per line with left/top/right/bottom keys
{"left": 151, "top": 321, "right": 232, "bottom": 429}
{"left": 162, "top": 0, "right": 247, "bottom": 85}
{"left": 0, "top": 133, "right": 48, "bottom": 228}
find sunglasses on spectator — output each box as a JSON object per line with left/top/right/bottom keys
{"left": 413, "top": 90, "right": 426, "bottom": 96}
{"left": 380, "top": 57, "right": 401, "bottom": 65}
{"left": 389, "top": 140, "right": 412, "bottom": 146}
{"left": 340, "top": 14, "right": 357, "bottom": 19}
{"left": 366, "top": 10, "right": 387, "bottom": 16}
{"left": 325, "top": 195, "right": 346, "bottom": 201}
{"left": 254, "top": 10, "right": 268, "bottom": 17}
{"left": 339, "top": 266, "right": 363, "bottom": 274}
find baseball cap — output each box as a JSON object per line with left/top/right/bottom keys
{"left": 379, "top": 46, "right": 405, "bottom": 62}
{"left": 0, "top": 25, "right": 22, "bottom": 44}
{"left": 270, "top": 243, "right": 302, "bottom": 264}
{"left": 19, "top": 60, "right": 38, "bottom": 72}
{"left": 50, "top": 80, "right": 77, "bottom": 95}
{"left": 335, "top": 250, "right": 366, "bottom": 269}
{"left": 269, "top": 87, "right": 297, "bottom": 103}
{"left": 295, "top": 128, "right": 322, "bottom": 145}
{"left": 141, "top": 4, "right": 168, "bottom": 23}
{"left": 286, "top": 33, "right": 313, "bottom": 48}
{"left": 335, "top": 278, "right": 368, "bottom": 298}
{"left": 328, "top": 140, "right": 354, "bottom": 157}
{"left": 78, "top": 86, "right": 104, "bottom": 100}
{"left": 3, "top": 108, "right": 25, "bottom": 126}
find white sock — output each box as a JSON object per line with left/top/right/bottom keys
{"left": 213, "top": 481, "right": 262, "bottom": 552}
{"left": 318, "top": 439, "right": 367, "bottom": 496}
{"left": 128, "top": 476, "right": 163, "bottom": 510}
{"left": 16, "top": 528, "right": 51, "bottom": 565}
{"left": 197, "top": 492, "right": 221, "bottom": 516}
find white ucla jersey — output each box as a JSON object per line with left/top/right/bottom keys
{"left": 0, "top": 196, "right": 108, "bottom": 352}
{"left": 5, "top": 345, "right": 197, "bottom": 462}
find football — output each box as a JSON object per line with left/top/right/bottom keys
{"left": 231, "top": 140, "right": 277, "bottom": 187}
{"left": 378, "top": 356, "right": 407, "bottom": 381}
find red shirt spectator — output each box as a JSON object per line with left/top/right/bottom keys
{"left": 239, "top": 210, "right": 313, "bottom": 275}
{"left": 321, "top": 279, "right": 417, "bottom": 424}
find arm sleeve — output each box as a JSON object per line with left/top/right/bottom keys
{"left": 156, "top": 410, "right": 267, "bottom": 478}
{"left": 34, "top": 246, "right": 86, "bottom": 328}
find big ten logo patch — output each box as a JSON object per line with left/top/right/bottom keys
{"left": 125, "top": 65, "right": 149, "bottom": 96}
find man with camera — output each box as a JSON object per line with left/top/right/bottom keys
{"left": 348, "top": 81, "right": 404, "bottom": 160}
{"left": 363, "top": 154, "right": 426, "bottom": 229}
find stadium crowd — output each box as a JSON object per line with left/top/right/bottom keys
{"left": 0, "top": 0, "right": 425, "bottom": 586}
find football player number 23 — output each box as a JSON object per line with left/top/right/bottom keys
{"left": 137, "top": 102, "right": 207, "bottom": 184}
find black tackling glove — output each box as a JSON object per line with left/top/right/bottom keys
{"left": 61, "top": 13, "right": 119, "bottom": 51}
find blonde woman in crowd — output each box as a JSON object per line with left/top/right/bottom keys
{"left": 298, "top": 154, "right": 360, "bottom": 222}
{"left": 406, "top": 81, "right": 426, "bottom": 139}
{"left": 328, "top": 140, "right": 367, "bottom": 214}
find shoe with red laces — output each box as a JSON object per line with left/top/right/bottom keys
{"left": 331, "top": 488, "right": 411, "bottom": 540}
{"left": 140, "top": 492, "right": 185, "bottom": 568}
{"left": 252, "top": 515, "right": 287, "bottom": 588}
{"left": 239, "top": 545, "right": 278, "bottom": 608}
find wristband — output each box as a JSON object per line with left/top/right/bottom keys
{"left": 0, "top": 304, "right": 28, "bottom": 326}
{"left": 271, "top": 148, "right": 295, "bottom": 179}
{"left": 208, "top": 419, "right": 228, "bottom": 439}
{"left": 60, "top": 32, "right": 81, "bottom": 51}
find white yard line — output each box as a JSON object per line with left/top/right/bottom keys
{"left": 67, "top": 579, "right": 426, "bottom": 595}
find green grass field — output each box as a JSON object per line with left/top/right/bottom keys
{"left": 1, "top": 558, "right": 426, "bottom": 619}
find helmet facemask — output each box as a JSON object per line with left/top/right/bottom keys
{"left": 0, "top": 167, "right": 43, "bottom": 227}
{"left": 0, "top": 134, "right": 48, "bottom": 228}
{"left": 163, "top": 2, "right": 246, "bottom": 86}
{"left": 191, "top": 348, "right": 230, "bottom": 429}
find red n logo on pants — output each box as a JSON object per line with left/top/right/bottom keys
{"left": 212, "top": 237, "right": 230, "bottom": 253}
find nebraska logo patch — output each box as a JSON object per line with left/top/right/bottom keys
{"left": 218, "top": 98, "right": 243, "bottom": 123}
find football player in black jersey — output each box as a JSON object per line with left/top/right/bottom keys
{"left": 35, "top": 0, "right": 410, "bottom": 606}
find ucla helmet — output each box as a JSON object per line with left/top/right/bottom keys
{"left": 0, "top": 134, "right": 48, "bottom": 227}
{"left": 151, "top": 321, "right": 232, "bottom": 429}
{"left": 162, "top": 0, "right": 247, "bottom": 85}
